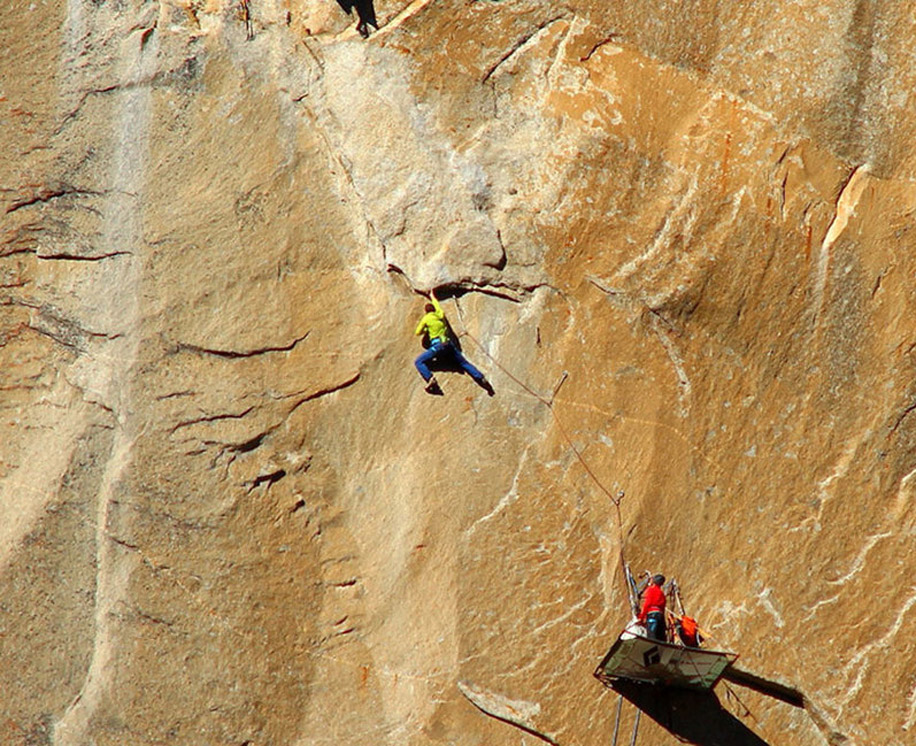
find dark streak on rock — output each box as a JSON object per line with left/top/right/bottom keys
{"left": 889, "top": 400, "right": 916, "bottom": 437}
{"left": 110, "top": 499, "right": 212, "bottom": 533}
{"left": 175, "top": 331, "right": 309, "bottom": 359}
{"left": 289, "top": 373, "right": 361, "bottom": 416}
{"left": 482, "top": 15, "right": 570, "bottom": 83}
{"left": 27, "top": 324, "right": 81, "bottom": 351}
{"left": 55, "top": 58, "right": 201, "bottom": 135}
{"left": 4, "top": 299, "right": 121, "bottom": 352}
{"left": 228, "top": 432, "right": 265, "bottom": 453}
{"left": 388, "top": 263, "right": 553, "bottom": 303}
{"left": 579, "top": 33, "right": 623, "bottom": 62}
{"left": 180, "top": 376, "right": 356, "bottom": 466}
{"left": 56, "top": 85, "right": 121, "bottom": 134}
{"left": 321, "top": 555, "right": 356, "bottom": 567}
{"left": 108, "top": 535, "right": 140, "bottom": 551}
{"left": 484, "top": 230, "right": 508, "bottom": 271}
{"left": 6, "top": 186, "right": 103, "bottom": 214}
{"left": 245, "top": 469, "right": 287, "bottom": 492}
{"left": 871, "top": 268, "right": 887, "bottom": 297}
{"left": 156, "top": 390, "right": 196, "bottom": 401}
{"left": 38, "top": 251, "right": 132, "bottom": 262}
{"left": 170, "top": 406, "right": 256, "bottom": 435}
{"left": 136, "top": 609, "right": 174, "bottom": 627}
{"left": 0, "top": 278, "right": 29, "bottom": 289}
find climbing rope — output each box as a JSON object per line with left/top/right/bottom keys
{"left": 450, "top": 298, "right": 624, "bottom": 515}
{"left": 629, "top": 707, "right": 641, "bottom": 746}
{"left": 611, "top": 693, "right": 623, "bottom": 746}
{"left": 449, "top": 294, "right": 640, "bottom": 621}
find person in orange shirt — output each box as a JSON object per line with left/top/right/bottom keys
{"left": 638, "top": 574, "right": 667, "bottom": 642}
{"left": 676, "top": 614, "right": 702, "bottom": 647}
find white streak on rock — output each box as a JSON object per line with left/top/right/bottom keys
{"left": 710, "top": 599, "right": 749, "bottom": 631}
{"left": 892, "top": 466, "right": 916, "bottom": 523}
{"left": 815, "top": 164, "right": 870, "bottom": 315}
{"left": 54, "top": 13, "right": 154, "bottom": 744}
{"left": 612, "top": 173, "right": 699, "bottom": 284}
{"left": 465, "top": 444, "right": 532, "bottom": 536}
{"left": 836, "top": 586, "right": 916, "bottom": 716}
{"left": 756, "top": 587, "right": 785, "bottom": 629}
{"left": 530, "top": 593, "right": 593, "bottom": 635}
{"left": 650, "top": 318, "right": 691, "bottom": 415}
{"left": 458, "top": 680, "right": 559, "bottom": 745}
{"left": 827, "top": 532, "right": 893, "bottom": 586}
{"left": 801, "top": 593, "right": 841, "bottom": 622}
{"left": 813, "top": 433, "right": 862, "bottom": 516}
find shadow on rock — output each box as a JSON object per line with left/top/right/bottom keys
{"left": 611, "top": 681, "right": 770, "bottom": 746}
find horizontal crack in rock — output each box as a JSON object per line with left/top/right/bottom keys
{"left": 37, "top": 251, "right": 132, "bottom": 261}
{"left": 288, "top": 373, "right": 361, "bottom": 415}
{"left": 4, "top": 299, "right": 122, "bottom": 351}
{"left": 6, "top": 186, "right": 103, "bottom": 213}
{"left": 174, "top": 331, "right": 309, "bottom": 359}
{"left": 245, "top": 468, "right": 286, "bottom": 492}
{"left": 386, "top": 263, "right": 553, "bottom": 301}
{"left": 170, "top": 406, "right": 256, "bottom": 435}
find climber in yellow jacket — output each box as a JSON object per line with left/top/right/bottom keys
{"left": 414, "top": 289, "right": 494, "bottom": 396}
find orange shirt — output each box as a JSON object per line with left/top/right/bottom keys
{"left": 638, "top": 584, "right": 666, "bottom": 621}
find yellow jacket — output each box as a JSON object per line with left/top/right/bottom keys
{"left": 415, "top": 296, "right": 448, "bottom": 344}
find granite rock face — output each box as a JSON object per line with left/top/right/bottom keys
{"left": 2, "top": 1, "right": 916, "bottom": 744}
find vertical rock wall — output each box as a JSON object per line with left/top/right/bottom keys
{"left": 2, "top": 1, "right": 916, "bottom": 744}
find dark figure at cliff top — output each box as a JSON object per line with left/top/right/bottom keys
{"left": 639, "top": 574, "right": 667, "bottom": 642}
{"left": 414, "top": 290, "right": 494, "bottom": 396}
{"left": 336, "top": 0, "right": 378, "bottom": 37}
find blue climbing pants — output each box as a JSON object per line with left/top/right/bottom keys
{"left": 646, "top": 611, "right": 667, "bottom": 642}
{"left": 415, "top": 340, "right": 484, "bottom": 383}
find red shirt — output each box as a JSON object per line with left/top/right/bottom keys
{"left": 639, "top": 584, "right": 666, "bottom": 622}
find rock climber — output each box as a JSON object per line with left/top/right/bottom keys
{"left": 638, "top": 574, "right": 667, "bottom": 642}
{"left": 414, "top": 289, "right": 494, "bottom": 396}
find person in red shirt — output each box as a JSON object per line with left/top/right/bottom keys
{"left": 638, "top": 574, "right": 667, "bottom": 642}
